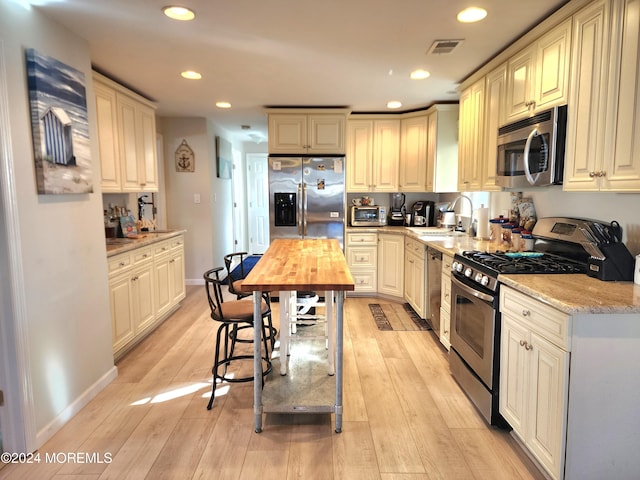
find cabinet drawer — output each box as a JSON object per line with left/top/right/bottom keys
{"left": 153, "top": 240, "right": 172, "bottom": 256}
{"left": 347, "top": 232, "right": 377, "bottom": 245}
{"left": 132, "top": 247, "right": 153, "bottom": 265}
{"left": 441, "top": 275, "right": 451, "bottom": 311}
{"left": 108, "top": 252, "right": 132, "bottom": 276}
{"left": 405, "top": 238, "right": 426, "bottom": 259}
{"left": 347, "top": 246, "right": 377, "bottom": 267}
{"left": 169, "top": 235, "right": 184, "bottom": 250}
{"left": 500, "top": 286, "right": 571, "bottom": 350}
{"left": 351, "top": 270, "right": 377, "bottom": 292}
{"left": 442, "top": 254, "right": 453, "bottom": 275}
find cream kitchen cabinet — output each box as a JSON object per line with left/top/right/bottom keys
{"left": 500, "top": 286, "right": 569, "bottom": 480}
{"left": 481, "top": 64, "right": 507, "bottom": 191}
{"left": 93, "top": 72, "right": 158, "bottom": 193}
{"left": 346, "top": 118, "right": 400, "bottom": 192}
{"left": 427, "top": 105, "right": 459, "bottom": 193}
{"left": 345, "top": 231, "right": 378, "bottom": 294}
{"left": 267, "top": 112, "right": 346, "bottom": 154}
{"left": 439, "top": 253, "right": 453, "bottom": 350}
{"left": 458, "top": 78, "right": 484, "bottom": 191}
{"left": 403, "top": 237, "right": 426, "bottom": 318}
{"left": 377, "top": 233, "right": 404, "bottom": 297}
{"left": 108, "top": 246, "right": 155, "bottom": 356}
{"left": 565, "top": 0, "right": 640, "bottom": 191}
{"left": 108, "top": 233, "right": 185, "bottom": 359}
{"left": 153, "top": 236, "right": 186, "bottom": 319}
{"left": 505, "top": 18, "right": 572, "bottom": 121}
{"left": 399, "top": 114, "right": 428, "bottom": 192}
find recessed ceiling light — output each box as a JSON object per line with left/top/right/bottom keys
{"left": 457, "top": 7, "right": 487, "bottom": 23}
{"left": 216, "top": 102, "right": 232, "bottom": 109}
{"left": 387, "top": 101, "right": 402, "bottom": 109}
{"left": 181, "top": 70, "right": 202, "bottom": 80}
{"left": 410, "top": 69, "right": 431, "bottom": 80}
{"left": 163, "top": 6, "right": 196, "bottom": 21}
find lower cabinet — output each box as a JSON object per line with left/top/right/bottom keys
{"left": 346, "top": 231, "right": 378, "bottom": 293}
{"left": 108, "top": 234, "right": 185, "bottom": 359}
{"left": 439, "top": 253, "right": 453, "bottom": 349}
{"left": 500, "top": 286, "right": 569, "bottom": 480}
{"left": 404, "top": 237, "right": 426, "bottom": 318}
{"left": 377, "top": 233, "right": 404, "bottom": 297}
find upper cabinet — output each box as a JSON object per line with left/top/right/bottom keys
{"left": 458, "top": 79, "right": 484, "bottom": 191}
{"left": 399, "top": 105, "right": 459, "bottom": 193}
{"left": 346, "top": 117, "right": 400, "bottom": 192}
{"left": 267, "top": 111, "right": 346, "bottom": 154}
{"left": 94, "top": 72, "right": 158, "bottom": 193}
{"left": 564, "top": 0, "right": 640, "bottom": 192}
{"left": 505, "top": 18, "right": 572, "bottom": 122}
{"left": 482, "top": 64, "right": 507, "bottom": 191}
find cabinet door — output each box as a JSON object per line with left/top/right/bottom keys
{"left": 94, "top": 81, "right": 121, "bottom": 192}
{"left": 483, "top": 64, "right": 507, "bottom": 191}
{"left": 564, "top": 0, "right": 610, "bottom": 191}
{"left": 506, "top": 45, "right": 536, "bottom": 121}
{"left": 399, "top": 116, "right": 428, "bottom": 191}
{"left": 605, "top": 0, "right": 640, "bottom": 191}
{"left": 170, "top": 247, "right": 186, "bottom": 304}
{"left": 138, "top": 103, "right": 158, "bottom": 192}
{"left": 458, "top": 79, "right": 484, "bottom": 191}
{"left": 527, "top": 332, "right": 569, "bottom": 480}
{"left": 116, "top": 93, "right": 142, "bottom": 192}
{"left": 308, "top": 115, "right": 345, "bottom": 153}
{"left": 377, "top": 234, "right": 404, "bottom": 297}
{"left": 346, "top": 120, "right": 373, "bottom": 191}
{"left": 154, "top": 254, "right": 172, "bottom": 318}
{"left": 535, "top": 19, "right": 572, "bottom": 112}
{"left": 372, "top": 120, "right": 400, "bottom": 192}
{"left": 109, "top": 273, "right": 135, "bottom": 354}
{"left": 268, "top": 114, "right": 307, "bottom": 153}
{"left": 132, "top": 264, "right": 155, "bottom": 333}
{"left": 499, "top": 315, "right": 530, "bottom": 440}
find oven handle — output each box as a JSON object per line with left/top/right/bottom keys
{"left": 451, "top": 275, "right": 494, "bottom": 303}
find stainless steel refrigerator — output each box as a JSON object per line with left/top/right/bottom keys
{"left": 269, "top": 155, "right": 345, "bottom": 248}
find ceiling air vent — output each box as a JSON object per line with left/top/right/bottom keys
{"left": 428, "top": 39, "right": 464, "bottom": 55}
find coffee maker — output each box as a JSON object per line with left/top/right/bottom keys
{"left": 410, "top": 200, "right": 435, "bottom": 227}
{"left": 388, "top": 193, "right": 406, "bottom": 226}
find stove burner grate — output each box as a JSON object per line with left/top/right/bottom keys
{"left": 461, "top": 250, "right": 587, "bottom": 275}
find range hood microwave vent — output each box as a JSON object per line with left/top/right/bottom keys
{"left": 428, "top": 39, "right": 464, "bottom": 55}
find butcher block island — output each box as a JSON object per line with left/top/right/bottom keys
{"left": 240, "top": 239, "right": 355, "bottom": 433}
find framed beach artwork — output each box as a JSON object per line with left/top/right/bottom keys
{"left": 25, "top": 48, "right": 93, "bottom": 194}
{"left": 215, "top": 136, "right": 232, "bottom": 179}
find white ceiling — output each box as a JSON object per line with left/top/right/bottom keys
{"left": 34, "top": 0, "right": 568, "bottom": 142}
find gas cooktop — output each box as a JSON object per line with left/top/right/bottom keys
{"left": 459, "top": 250, "right": 587, "bottom": 275}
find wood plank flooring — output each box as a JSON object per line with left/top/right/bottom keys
{"left": 0, "top": 286, "right": 546, "bottom": 480}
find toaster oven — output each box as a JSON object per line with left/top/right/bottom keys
{"left": 350, "top": 206, "right": 387, "bottom": 226}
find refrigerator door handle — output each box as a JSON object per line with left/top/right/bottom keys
{"left": 297, "top": 183, "right": 303, "bottom": 236}
{"left": 302, "top": 182, "right": 308, "bottom": 236}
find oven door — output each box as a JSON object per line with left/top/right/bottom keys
{"left": 449, "top": 274, "right": 497, "bottom": 389}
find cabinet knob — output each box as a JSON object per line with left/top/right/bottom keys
{"left": 522, "top": 309, "right": 531, "bottom": 317}
{"left": 119, "top": 262, "right": 125, "bottom": 267}
{"left": 525, "top": 342, "right": 533, "bottom": 351}
{"left": 589, "top": 171, "right": 596, "bottom": 178}
{"left": 599, "top": 171, "right": 606, "bottom": 177}
{"left": 519, "top": 339, "right": 526, "bottom": 347}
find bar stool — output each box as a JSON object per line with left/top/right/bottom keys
{"left": 203, "top": 267, "right": 272, "bottom": 410}
{"left": 279, "top": 290, "right": 335, "bottom": 376}
{"left": 223, "top": 252, "right": 277, "bottom": 351}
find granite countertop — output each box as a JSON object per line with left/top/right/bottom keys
{"left": 106, "top": 230, "right": 185, "bottom": 257}
{"left": 347, "top": 225, "right": 640, "bottom": 315}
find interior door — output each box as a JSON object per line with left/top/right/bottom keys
{"left": 246, "top": 153, "right": 269, "bottom": 253}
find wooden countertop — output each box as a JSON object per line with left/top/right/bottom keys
{"left": 240, "top": 238, "right": 355, "bottom": 292}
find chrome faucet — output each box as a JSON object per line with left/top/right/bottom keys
{"left": 447, "top": 194, "right": 474, "bottom": 233}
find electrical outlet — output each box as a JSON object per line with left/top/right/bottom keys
{"left": 193, "top": 193, "right": 201, "bottom": 204}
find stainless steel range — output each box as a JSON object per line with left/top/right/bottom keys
{"left": 448, "top": 217, "right": 622, "bottom": 427}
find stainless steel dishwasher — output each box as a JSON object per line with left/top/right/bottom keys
{"left": 427, "top": 247, "right": 442, "bottom": 333}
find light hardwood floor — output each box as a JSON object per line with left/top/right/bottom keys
{"left": 0, "top": 286, "right": 546, "bottom": 480}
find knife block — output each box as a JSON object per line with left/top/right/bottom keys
{"left": 587, "top": 242, "right": 635, "bottom": 281}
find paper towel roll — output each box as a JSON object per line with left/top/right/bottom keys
{"left": 475, "top": 205, "right": 490, "bottom": 239}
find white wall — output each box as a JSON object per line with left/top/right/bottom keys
{"left": 0, "top": 2, "right": 115, "bottom": 451}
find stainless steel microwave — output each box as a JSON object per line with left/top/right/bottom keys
{"left": 496, "top": 105, "right": 567, "bottom": 188}
{"left": 350, "top": 206, "right": 387, "bottom": 226}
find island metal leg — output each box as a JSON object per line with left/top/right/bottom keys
{"left": 253, "top": 290, "right": 263, "bottom": 433}
{"left": 335, "top": 290, "right": 344, "bottom": 433}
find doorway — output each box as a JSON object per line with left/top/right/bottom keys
{"left": 246, "top": 153, "right": 270, "bottom": 254}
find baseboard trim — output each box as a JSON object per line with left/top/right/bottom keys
{"left": 35, "top": 365, "right": 118, "bottom": 448}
